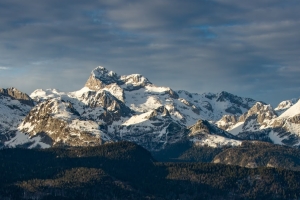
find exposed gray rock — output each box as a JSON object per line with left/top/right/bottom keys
{"left": 19, "top": 99, "right": 103, "bottom": 147}
{"left": 201, "top": 101, "right": 213, "bottom": 112}
{"left": 85, "top": 66, "right": 152, "bottom": 92}
{"left": 147, "top": 106, "right": 170, "bottom": 120}
{"left": 288, "top": 114, "right": 300, "bottom": 124}
{"left": 275, "top": 98, "right": 299, "bottom": 116}
{"left": 179, "top": 99, "right": 201, "bottom": 115}
{"left": 225, "top": 106, "right": 242, "bottom": 115}
{"left": 189, "top": 120, "right": 236, "bottom": 139}
{"left": 204, "top": 93, "right": 217, "bottom": 100}
{"left": 85, "top": 66, "right": 121, "bottom": 90}
{"left": 167, "top": 88, "right": 179, "bottom": 99}
{"left": 217, "top": 115, "right": 238, "bottom": 130}
{"left": 238, "top": 102, "right": 277, "bottom": 123}
{"left": 106, "top": 107, "right": 186, "bottom": 151}
{"left": 227, "top": 102, "right": 278, "bottom": 133}
{"left": 81, "top": 90, "right": 133, "bottom": 123}
{"left": 85, "top": 75, "right": 107, "bottom": 90}
{"left": 0, "top": 88, "right": 34, "bottom": 147}
{"left": 120, "top": 74, "right": 152, "bottom": 91}
{"left": 217, "top": 91, "right": 256, "bottom": 109}
{"left": 0, "top": 87, "right": 34, "bottom": 106}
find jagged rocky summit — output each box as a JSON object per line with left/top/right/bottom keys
{"left": 0, "top": 88, "right": 37, "bottom": 148}
{"left": 1, "top": 66, "right": 300, "bottom": 151}
{"left": 216, "top": 100, "right": 300, "bottom": 147}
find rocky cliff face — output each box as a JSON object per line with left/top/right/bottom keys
{"left": 0, "top": 87, "right": 34, "bottom": 106}
{"left": 188, "top": 120, "right": 241, "bottom": 148}
{"left": 215, "top": 99, "right": 300, "bottom": 147}
{"left": 106, "top": 106, "right": 187, "bottom": 151}
{"left": 238, "top": 102, "right": 278, "bottom": 130}
{"left": 0, "top": 88, "right": 43, "bottom": 148}
{"left": 275, "top": 98, "right": 299, "bottom": 115}
{"left": 216, "top": 91, "right": 256, "bottom": 113}
{"left": 79, "top": 89, "right": 133, "bottom": 123}
{"left": 19, "top": 98, "right": 108, "bottom": 147}
{"left": 18, "top": 87, "right": 134, "bottom": 147}
{"left": 84, "top": 66, "right": 121, "bottom": 90}
{"left": 216, "top": 115, "right": 238, "bottom": 130}
{"left": 216, "top": 102, "right": 277, "bottom": 133}
{"left": 85, "top": 66, "right": 152, "bottom": 92}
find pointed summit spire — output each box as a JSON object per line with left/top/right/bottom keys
{"left": 91, "top": 66, "right": 119, "bottom": 82}
{"left": 85, "top": 66, "right": 121, "bottom": 90}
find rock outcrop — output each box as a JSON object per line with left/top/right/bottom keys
{"left": 0, "top": 87, "right": 34, "bottom": 106}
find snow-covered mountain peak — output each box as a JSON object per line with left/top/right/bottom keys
{"left": 189, "top": 120, "right": 235, "bottom": 138}
{"left": 276, "top": 100, "right": 294, "bottom": 110}
{"left": 238, "top": 102, "right": 277, "bottom": 124}
{"left": 85, "top": 66, "right": 121, "bottom": 90}
{"left": 6, "top": 65, "right": 300, "bottom": 150}
{"left": 85, "top": 66, "right": 153, "bottom": 92}
{"left": 0, "top": 88, "right": 41, "bottom": 148}
{"left": 246, "top": 102, "right": 274, "bottom": 114}
{"left": 279, "top": 99, "right": 300, "bottom": 119}
{"left": 239, "top": 102, "right": 277, "bottom": 126}
{"left": 91, "top": 66, "right": 119, "bottom": 84}
{"left": 147, "top": 106, "right": 171, "bottom": 119}
{"left": 30, "top": 88, "right": 66, "bottom": 103}
{"left": 216, "top": 115, "right": 239, "bottom": 131}
{"left": 188, "top": 119, "right": 241, "bottom": 147}
{"left": 0, "top": 87, "right": 34, "bottom": 106}
{"left": 275, "top": 98, "right": 299, "bottom": 116}
{"left": 120, "top": 74, "right": 152, "bottom": 91}
{"left": 221, "top": 102, "right": 277, "bottom": 136}
{"left": 216, "top": 91, "right": 256, "bottom": 107}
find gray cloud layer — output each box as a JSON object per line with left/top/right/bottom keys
{"left": 0, "top": 0, "right": 300, "bottom": 105}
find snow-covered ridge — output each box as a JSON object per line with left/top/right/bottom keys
{"left": 91, "top": 66, "right": 120, "bottom": 85}
{"left": 0, "top": 66, "right": 261, "bottom": 150}
{"left": 9, "top": 66, "right": 300, "bottom": 150}
{"left": 214, "top": 99, "right": 300, "bottom": 148}
{"left": 120, "top": 74, "right": 152, "bottom": 88}
{"left": 191, "top": 135, "right": 242, "bottom": 148}
{"left": 223, "top": 102, "right": 277, "bottom": 135}
{"left": 275, "top": 98, "right": 299, "bottom": 116}
{"left": 85, "top": 66, "right": 152, "bottom": 91}
{"left": 0, "top": 88, "right": 51, "bottom": 148}
{"left": 278, "top": 99, "right": 300, "bottom": 119}
{"left": 30, "top": 88, "right": 66, "bottom": 103}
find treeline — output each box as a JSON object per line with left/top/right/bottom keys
{"left": 1, "top": 141, "right": 300, "bottom": 199}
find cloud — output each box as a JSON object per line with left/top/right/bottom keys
{"left": 0, "top": 0, "right": 299, "bottom": 105}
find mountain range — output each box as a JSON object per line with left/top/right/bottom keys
{"left": 1, "top": 66, "right": 300, "bottom": 152}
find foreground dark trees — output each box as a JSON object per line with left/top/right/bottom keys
{"left": 1, "top": 142, "right": 300, "bottom": 200}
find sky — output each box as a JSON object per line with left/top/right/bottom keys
{"left": 0, "top": 0, "right": 300, "bottom": 106}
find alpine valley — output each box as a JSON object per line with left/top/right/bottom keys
{"left": 2, "top": 66, "right": 300, "bottom": 199}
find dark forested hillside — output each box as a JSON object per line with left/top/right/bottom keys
{"left": 153, "top": 140, "right": 300, "bottom": 171}
{"left": 212, "top": 141, "right": 300, "bottom": 170}
{"left": 1, "top": 142, "right": 300, "bottom": 199}
{"left": 152, "top": 139, "right": 227, "bottom": 162}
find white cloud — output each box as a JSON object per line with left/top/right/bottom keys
{"left": 0, "top": 66, "right": 9, "bottom": 70}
